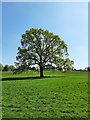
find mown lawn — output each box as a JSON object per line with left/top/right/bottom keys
{"left": 2, "top": 71, "right": 89, "bottom": 119}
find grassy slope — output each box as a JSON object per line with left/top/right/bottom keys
{"left": 2, "top": 71, "right": 88, "bottom": 119}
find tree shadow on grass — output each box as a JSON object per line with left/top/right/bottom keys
{"left": 2, "top": 76, "right": 65, "bottom": 81}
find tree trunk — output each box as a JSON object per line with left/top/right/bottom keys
{"left": 40, "top": 65, "right": 44, "bottom": 78}
{"left": 39, "top": 55, "right": 44, "bottom": 77}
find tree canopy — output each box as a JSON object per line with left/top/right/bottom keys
{"left": 63, "top": 58, "right": 74, "bottom": 71}
{"left": 8, "top": 65, "right": 16, "bottom": 71}
{"left": 15, "top": 28, "right": 73, "bottom": 77}
{"left": 3, "top": 65, "right": 9, "bottom": 71}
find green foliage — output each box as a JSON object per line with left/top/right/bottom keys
{"left": 63, "top": 58, "right": 74, "bottom": 71}
{"left": 8, "top": 65, "right": 16, "bottom": 71}
{"left": 3, "top": 65, "right": 9, "bottom": 71}
{"left": 15, "top": 28, "right": 71, "bottom": 77}
{"left": 2, "top": 71, "right": 88, "bottom": 119}
{"left": 2, "top": 65, "right": 16, "bottom": 72}
{"left": 0, "top": 64, "right": 3, "bottom": 71}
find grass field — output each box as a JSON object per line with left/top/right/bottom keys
{"left": 2, "top": 71, "right": 89, "bottom": 119}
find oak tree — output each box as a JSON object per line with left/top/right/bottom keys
{"left": 15, "top": 28, "right": 70, "bottom": 77}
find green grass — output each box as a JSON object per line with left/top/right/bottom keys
{"left": 2, "top": 71, "right": 89, "bottom": 119}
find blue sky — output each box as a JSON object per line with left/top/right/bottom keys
{"left": 2, "top": 2, "right": 88, "bottom": 69}
{"left": 2, "top": 0, "right": 89, "bottom": 2}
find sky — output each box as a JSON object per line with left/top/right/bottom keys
{"left": 2, "top": 2, "right": 88, "bottom": 69}
{"left": 1, "top": 0, "right": 89, "bottom": 2}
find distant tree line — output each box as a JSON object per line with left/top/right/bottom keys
{"left": 0, "top": 64, "right": 38, "bottom": 72}
{"left": 0, "top": 64, "right": 16, "bottom": 71}
{"left": 0, "top": 63, "right": 90, "bottom": 72}
{"left": 73, "top": 67, "right": 90, "bottom": 72}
